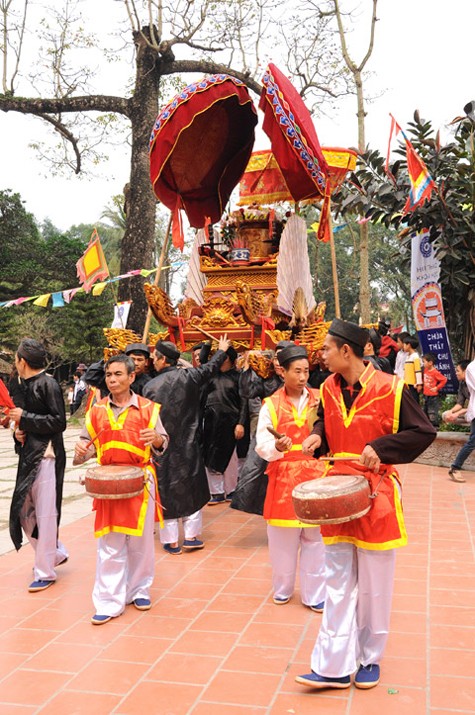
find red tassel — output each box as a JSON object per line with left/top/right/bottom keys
{"left": 172, "top": 202, "right": 185, "bottom": 251}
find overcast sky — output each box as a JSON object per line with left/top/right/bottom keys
{"left": 0, "top": 0, "right": 473, "bottom": 231}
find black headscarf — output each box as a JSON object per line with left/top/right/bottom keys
{"left": 17, "top": 339, "right": 47, "bottom": 369}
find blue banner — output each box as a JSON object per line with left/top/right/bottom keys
{"left": 410, "top": 230, "right": 458, "bottom": 393}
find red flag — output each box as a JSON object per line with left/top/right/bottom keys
{"left": 403, "top": 140, "right": 436, "bottom": 213}
{"left": 385, "top": 114, "right": 436, "bottom": 212}
{"left": 76, "top": 229, "right": 110, "bottom": 292}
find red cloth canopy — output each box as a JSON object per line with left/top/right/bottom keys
{"left": 259, "top": 63, "right": 328, "bottom": 202}
{"left": 150, "top": 74, "right": 257, "bottom": 230}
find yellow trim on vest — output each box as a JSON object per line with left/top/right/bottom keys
{"left": 267, "top": 518, "right": 318, "bottom": 528}
{"left": 289, "top": 444, "right": 303, "bottom": 451}
{"left": 94, "top": 478, "right": 150, "bottom": 538}
{"left": 265, "top": 397, "right": 278, "bottom": 430}
{"left": 97, "top": 440, "right": 147, "bottom": 460}
{"left": 322, "top": 474, "right": 407, "bottom": 550}
{"left": 392, "top": 379, "right": 404, "bottom": 433}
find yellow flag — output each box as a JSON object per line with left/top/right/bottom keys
{"left": 33, "top": 293, "right": 51, "bottom": 308}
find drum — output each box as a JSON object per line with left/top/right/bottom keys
{"left": 84, "top": 465, "right": 145, "bottom": 500}
{"left": 292, "top": 474, "right": 371, "bottom": 525}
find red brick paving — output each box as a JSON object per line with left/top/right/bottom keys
{"left": 0, "top": 461, "right": 474, "bottom": 714}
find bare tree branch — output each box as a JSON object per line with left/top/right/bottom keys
{"left": 40, "top": 112, "right": 81, "bottom": 173}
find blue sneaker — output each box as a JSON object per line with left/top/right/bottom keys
{"left": 273, "top": 595, "right": 291, "bottom": 605}
{"left": 208, "top": 494, "right": 226, "bottom": 505}
{"left": 132, "top": 598, "right": 151, "bottom": 611}
{"left": 354, "top": 663, "right": 380, "bottom": 689}
{"left": 309, "top": 601, "right": 325, "bottom": 613}
{"left": 91, "top": 614, "right": 112, "bottom": 625}
{"left": 295, "top": 671, "right": 351, "bottom": 689}
{"left": 182, "top": 538, "right": 204, "bottom": 551}
{"left": 163, "top": 543, "right": 182, "bottom": 555}
{"left": 28, "top": 579, "right": 55, "bottom": 593}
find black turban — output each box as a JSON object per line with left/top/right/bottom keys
{"left": 277, "top": 344, "right": 308, "bottom": 367}
{"left": 191, "top": 342, "right": 204, "bottom": 352}
{"left": 17, "top": 338, "right": 47, "bottom": 369}
{"left": 328, "top": 318, "right": 369, "bottom": 349}
{"left": 124, "top": 343, "right": 150, "bottom": 357}
{"left": 155, "top": 340, "right": 180, "bottom": 361}
{"left": 275, "top": 340, "right": 295, "bottom": 352}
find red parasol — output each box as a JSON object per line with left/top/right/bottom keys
{"left": 259, "top": 63, "right": 328, "bottom": 202}
{"left": 0, "top": 378, "right": 15, "bottom": 412}
{"left": 150, "top": 74, "right": 258, "bottom": 244}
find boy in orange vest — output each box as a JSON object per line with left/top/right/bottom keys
{"left": 255, "top": 344, "right": 326, "bottom": 612}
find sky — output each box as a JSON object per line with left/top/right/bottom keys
{"left": 0, "top": 0, "right": 474, "bottom": 232}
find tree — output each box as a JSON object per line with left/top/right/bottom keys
{"left": 320, "top": 0, "right": 379, "bottom": 323}
{"left": 332, "top": 112, "right": 475, "bottom": 353}
{"left": 0, "top": 0, "right": 350, "bottom": 331}
{"left": 0, "top": 189, "right": 44, "bottom": 299}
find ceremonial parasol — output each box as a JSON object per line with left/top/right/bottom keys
{"left": 150, "top": 74, "right": 258, "bottom": 244}
{"left": 259, "top": 63, "right": 328, "bottom": 202}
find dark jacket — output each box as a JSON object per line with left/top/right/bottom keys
{"left": 9, "top": 372, "right": 67, "bottom": 550}
{"left": 203, "top": 368, "right": 246, "bottom": 473}
{"left": 143, "top": 350, "right": 227, "bottom": 519}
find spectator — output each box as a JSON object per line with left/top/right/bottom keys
{"left": 442, "top": 359, "right": 470, "bottom": 426}
{"left": 448, "top": 357, "right": 475, "bottom": 483}
{"left": 422, "top": 353, "right": 447, "bottom": 428}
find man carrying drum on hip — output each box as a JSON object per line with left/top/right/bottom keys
{"left": 296, "top": 319, "right": 435, "bottom": 691}
{"left": 73, "top": 354, "right": 168, "bottom": 625}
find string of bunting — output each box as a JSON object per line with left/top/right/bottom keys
{"left": 0, "top": 261, "right": 186, "bottom": 310}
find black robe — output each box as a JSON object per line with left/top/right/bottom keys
{"left": 203, "top": 368, "right": 246, "bottom": 473}
{"left": 143, "top": 350, "right": 227, "bottom": 519}
{"left": 9, "top": 372, "right": 67, "bottom": 551}
{"left": 231, "top": 371, "right": 283, "bottom": 515}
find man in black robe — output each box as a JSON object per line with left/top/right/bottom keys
{"left": 9, "top": 339, "right": 68, "bottom": 592}
{"left": 201, "top": 346, "right": 247, "bottom": 504}
{"left": 143, "top": 335, "right": 230, "bottom": 554}
{"left": 124, "top": 343, "right": 152, "bottom": 396}
{"left": 231, "top": 341, "right": 292, "bottom": 515}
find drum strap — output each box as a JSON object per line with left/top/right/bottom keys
{"left": 369, "top": 473, "right": 386, "bottom": 499}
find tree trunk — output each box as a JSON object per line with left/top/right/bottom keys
{"left": 118, "top": 28, "right": 160, "bottom": 333}
{"left": 355, "top": 70, "right": 370, "bottom": 323}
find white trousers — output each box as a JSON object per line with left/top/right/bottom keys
{"left": 93, "top": 477, "right": 156, "bottom": 617}
{"left": 206, "top": 449, "right": 239, "bottom": 495}
{"left": 159, "top": 510, "right": 202, "bottom": 544}
{"left": 267, "top": 524, "right": 326, "bottom": 606}
{"left": 20, "top": 458, "right": 68, "bottom": 581}
{"left": 311, "top": 543, "right": 396, "bottom": 677}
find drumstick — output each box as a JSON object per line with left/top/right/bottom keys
{"left": 267, "top": 426, "right": 286, "bottom": 439}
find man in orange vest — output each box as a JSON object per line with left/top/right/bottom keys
{"left": 255, "top": 344, "right": 326, "bottom": 612}
{"left": 296, "top": 319, "right": 435, "bottom": 690}
{"left": 74, "top": 354, "right": 168, "bottom": 625}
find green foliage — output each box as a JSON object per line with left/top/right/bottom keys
{"left": 300, "top": 206, "right": 412, "bottom": 325}
{"left": 0, "top": 190, "right": 43, "bottom": 300}
{"left": 332, "top": 113, "right": 475, "bottom": 348}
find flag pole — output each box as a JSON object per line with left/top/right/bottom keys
{"left": 328, "top": 214, "right": 341, "bottom": 318}
{"left": 142, "top": 213, "right": 173, "bottom": 344}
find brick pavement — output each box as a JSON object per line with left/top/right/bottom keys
{"left": 0, "top": 425, "right": 474, "bottom": 714}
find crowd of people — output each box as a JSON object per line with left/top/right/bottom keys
{"left": 2, "top": 319, "right": 474, "bottom": 693}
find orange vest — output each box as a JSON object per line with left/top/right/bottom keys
{"left": 85, "top": 396, "right": 163, "bottom": 537}
{"left": 320, "top": 362, "right": 407, "bottom": 550}
{"left": 264, "top": 386, "right": 325, "bottom": 526}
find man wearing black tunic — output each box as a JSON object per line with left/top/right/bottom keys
{"left": 143, "top": 335, "right": 230, "bottom": 554}
{"left": 9, "top": 339, "right": 68, "bottom": 592}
